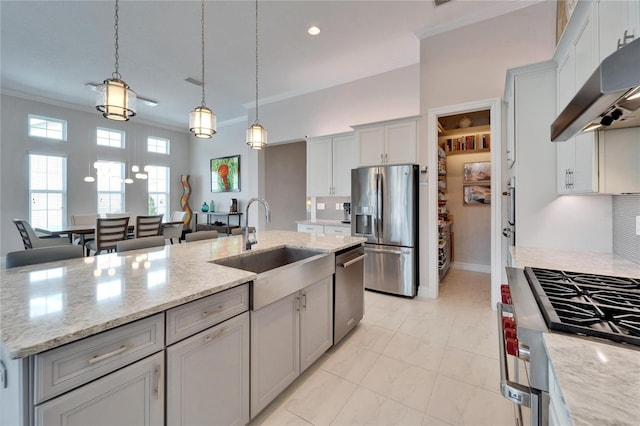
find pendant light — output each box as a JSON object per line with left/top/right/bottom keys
{"left": 189, "top": 0, "right": 216, "bottom": 138}
{"left": 247, "top": 0, "right": 267, "bottom": 149}
{"left": 96, "top": 0, "right": 137, "bottom": 121}
{"left": 83, "top": 160, "right": 95, "bottom": 183}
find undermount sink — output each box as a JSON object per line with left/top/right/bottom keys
{"left": 212, "top": 247, "right": 335, "bottom": 310}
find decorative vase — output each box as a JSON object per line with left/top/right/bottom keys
{"left": 209, "top": 200, "right": 215, "bottom": 212}
{"left": 201, "top": 202, "right": 209, "bottom": 212}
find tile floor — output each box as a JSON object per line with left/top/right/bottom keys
{"left": 250, "top": 269, "right": 515, "bottom": 426}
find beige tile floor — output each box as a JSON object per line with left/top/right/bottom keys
{"left": 250, "top": 269, "right": 514, "bottom": 426}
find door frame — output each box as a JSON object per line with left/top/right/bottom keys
{"left": 425, "top": 98, "right": 502, "bottom": 308}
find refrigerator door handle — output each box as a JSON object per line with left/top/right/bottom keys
{"left": 377, "top": 173, "right": 383, "bottom": 238}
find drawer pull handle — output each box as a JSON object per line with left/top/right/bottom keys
{"left": 203, "top": 328, "right": 226, "bottom": 344}
{"left": 202, "top": 306, "right": 225, "bottom": 318}
{"left": 88, "top": 344, "right": 134, "bottom": 365}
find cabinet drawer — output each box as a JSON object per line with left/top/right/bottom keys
{"left": 297, "top": 224, "right": 323, "bottom": 234}
{"left": 166, "top": 284, "right": 249, "bottom": 345}
{"left": 34, "top": 313, "right": 164, "bottom": 404}
{"left": 324, "top": 225, "right": 350, "bottom": 235}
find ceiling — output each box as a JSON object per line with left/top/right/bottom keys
{"left": 1, "top": 0, "right": 541, "bottom": 131}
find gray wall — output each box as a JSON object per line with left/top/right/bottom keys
{"left": 613, "top": 195, "right": 640, "bottom": 264}
{"left": 264, "top": 141, "right": 306, "bottom": 231}
{"left": 0, "top": 94, "right": 190, "bottom": 255}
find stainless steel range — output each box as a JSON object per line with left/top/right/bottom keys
{"left": 498, "top": 267, "right": 640, "bottom": 426}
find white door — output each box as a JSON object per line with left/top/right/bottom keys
{"left": 35, "top": 352, "right": 164, "bottom": 426}
{"left": 300, "top": 277, "right": 333, "bottom": 372}
{"left": 332, "top": 135, "right": 356, "bottom": 196}
{"left": 384, "top": 120, "right": 417, "bottom": 165}
{"left": 166, "top": 312, "right": 250, "bottom": 426}
{"left": 306, "top": 138, "right": 333, "bottom": 196}
{"left": 250, "top": 292, "right": 300, "bottom": 419}
{"left": 356, "top": 127, "right": 385, "bottom": 166}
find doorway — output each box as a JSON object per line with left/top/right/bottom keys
{"left": 426, "top": 98, "right": 502, "bottom": 309}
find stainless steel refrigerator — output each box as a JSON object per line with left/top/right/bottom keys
{"left": 351, "top": 164, "right": 419, "bottom": 297}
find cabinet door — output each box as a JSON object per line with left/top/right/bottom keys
{"left": 572, "top": 132, "right": 599, "bottom": 193}
{"left": 598, "top": 127, "right": 640, "bottom": 194}
{"left": 306, "top": 138, "right": 333, "bottom": 196}
{"left": 574, "top": 6, "right": 598, "bottom": 89}
{"left": 300, "top": 276, "right": 333, "bottom": 372}
{"left": 557, "top": 52, "right": 577, "bottom": 194}
{"left": 251, "top": 292, "right": 300, "bottom": 419}
{"left": 384, "top": 120, "right": 417, "bottom": 165}
{"left": 356, "top": 127, "right": 385, "bottom": 166}
{"left": 599, "top": 1, "right": 638, "bottom": 61}
{"left": 35, "top": 352, "right": 164, "bottom": 426}
{"left": 332, "top": 135, "right": 356, "bottom": 196}
{"left": 167, "top": 312, "right": 249, "bottom": 426}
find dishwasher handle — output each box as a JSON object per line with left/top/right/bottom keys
{"left": 338, "top": 254, "right": 367, "bottom": 268}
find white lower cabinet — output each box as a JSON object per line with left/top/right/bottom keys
{"left": 548, "top": 361, "right": 573, "bottom": 426}
{"left": 167, "top": 311, "right": 250, "bottom": 426}
{"left": 297, "top": 223, "right": 350, "bottom": 235}
{"left": 35, "top": 351, "right": 164, "bottom": 426}
{"left": 297, "top": 223, "right": 324, "bottom": 234}
{"left": 250, "top": 276, "right": 333, "bottom": 419}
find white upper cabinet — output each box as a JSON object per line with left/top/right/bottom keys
{"left": 556, "top": 2, "right": 599, "bottom": 194}
{"left": 598, "top": 0, "right": 638, "bottom": 60}
{"left": 306, "top": 133, "right": 355, "bottom": 197}
{"left": 355, "top": 117, "right": 418, "bottom": 167}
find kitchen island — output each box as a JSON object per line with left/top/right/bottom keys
{"left": 0, "top": 230, "right": 366, "bottom": 425}
{"left": 511, "top": 246, "right": 640, "bottom": 426}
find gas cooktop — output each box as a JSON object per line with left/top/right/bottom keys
{"left": 524, "top": 267, "right": 640, "bottom": 347}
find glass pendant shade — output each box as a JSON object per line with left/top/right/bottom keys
{"left": 96, "top": 78, "right": 136, "bottom": 121}
{"left": 124, "top": 177, "right": 134, "bottom": 184}
{"left": 247, "top": 122, "right": 267, "bottom": 149}
{"left": 131, "top": 164, "right": 140, "bottom": 172}
{"left": 83, "top": 176, "right": 96, "bottom": 183}
{"left": 189, "top": 106, "right": 216, "bottom": 138}
{"left": 135, "top": 172, "right": 148, "bottom": 180}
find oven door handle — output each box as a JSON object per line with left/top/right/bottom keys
{"left": 497, "top": 302, "right": 532, "bottom": 408}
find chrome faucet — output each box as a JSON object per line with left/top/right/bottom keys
{"left": 244, "top": 197, "right": 271, "bottom": 250}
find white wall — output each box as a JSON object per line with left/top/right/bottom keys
{"left": 420, "top": 1, "right": 558, "bottom": 294}
{"left": 0, "top": 94, "right": 190, "bottom": 255}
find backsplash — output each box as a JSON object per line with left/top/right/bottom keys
{"left": 315, "top": 196, "right": 350, "bottom": 221}
{"left": 613, "top": 194, "right": 640, "bottom": 264}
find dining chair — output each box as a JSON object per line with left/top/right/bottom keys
{"left": 5, "top": 245, "right": 83, "bottom": 268}
{"left": 116, "top": 235, "right": 166, "bottom": 253}
{"left": 185, "top": 230, "right": 219, "bottom": 242}
{"left": 70, "top": 213, "right": 99, "bottom": 248}
{"left": 13, "top": 219, "right": 70, "bottom": 249}
{"left": 85, "top": 217, "right": 130, "bottom": 255}
{"left": 230, "top": 227, "right": 254, "bottom": 236}
{"left": 163, "top": 211, "right": 187, "bottom": 244}
{"left": 135, "top": 215, "right": 164, "bottom": 238}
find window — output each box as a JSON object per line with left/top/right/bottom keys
{"left": 147, "top": 165, "right": 169, "bottom": 220}
{"left": 96, "top": 161, "right": 125, "bottom": 214}
{"left": 29, "top": 154, "right": 67, "bottom": 228}
{"left": 147, "top": 136, "right": 170, "bottom": 155}
{"left": 97, "top": 128, "right": 125, "bottom": 149}
{"left": 28, "top": 115, "right": 67, "bottom": 140}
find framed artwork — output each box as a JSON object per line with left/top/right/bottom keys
{"left": 463, "top": 162, "right": 491, "bottom": 185}
{"left": 211, "top": 155, "right": 240, "bottom": 193}
{"left": 464, "top": 185, "right": 491, "bottom": 205}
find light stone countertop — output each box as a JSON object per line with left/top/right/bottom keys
{"left": 511, "top": 246, "right": 640, "bottom": 425}
{"left": 0, "top": 230, "right": 365, "bottom": 359}
{"left": 543, "top": 333, "right": 640, "bottom": 426}
{"left": 510, "top": 246, "right": 640, "bottom": 278}
{"left": 296, "top": 219, "right": 351, "bottom": 227}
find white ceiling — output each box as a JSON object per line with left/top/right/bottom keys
{"left": 1, "top": 0, "right": 542, "bottom": 131}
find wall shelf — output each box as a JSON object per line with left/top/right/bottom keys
{"left": 439, "top": 125, "right": 491, "bottom": 155}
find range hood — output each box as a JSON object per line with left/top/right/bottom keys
{"left": 551, "top": 37, "right": 640, "bottom": 142}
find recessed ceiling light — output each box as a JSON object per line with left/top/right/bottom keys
{"left": 307, "top": 26, "right": 320, "bottom": 36}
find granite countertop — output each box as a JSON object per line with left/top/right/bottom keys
{"left": 510, "top": 246, "right": 640, "bottom": 278}
{"left": 296, "top": 219, "right": 351, "bottom": 227}
{"left": 543, "top": 333, "right": 640, "bottom": 426}
{"left": 0, "top": 230, "right": 365, "bottom": 359}
{"left": 511, "top": 246, "right": 640, "bottom": 425}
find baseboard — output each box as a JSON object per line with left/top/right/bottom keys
{"left": 450, "top": 262, "right": 491, "bottom": 274}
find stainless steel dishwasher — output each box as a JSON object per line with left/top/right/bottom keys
{"left": 334, "top": 245, "right": 366, "bottom": 345}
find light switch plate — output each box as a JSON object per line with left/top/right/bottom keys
{"left": 636, "top": 216, "right": 640, "bottom": 236}
{"left": 336, "top": 203, "right": 342, "bottom": 210}
{"left": 317, "top": 202, "right": 325, "bottom": 210}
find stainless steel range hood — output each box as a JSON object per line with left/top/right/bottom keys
{"left": 551, "top": 37, "right": 640, "bottom": 142}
